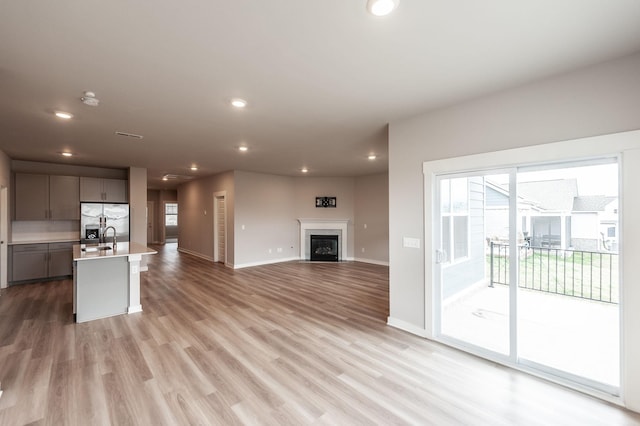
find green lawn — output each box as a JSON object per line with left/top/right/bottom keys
{"left": 488, "top": 248, "right": 619, "bottom": 303}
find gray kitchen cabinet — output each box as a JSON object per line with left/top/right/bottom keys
{"left": 14, "top": 173, "right": 49, "bottom": 220}
{"left": 11, "top": 244, "right": 49, "bottom": 281}
{"left": 49, "top": 176, "right": 80, "bottom": 219}
{"left": 48, "top": 242, "right": 74, "bottom": 277}
{"left": 80, "top": 177, "right": 127, "bottom": 202}
{"left": 10, "top": 242, "right": 75, "bottom": 283}
{"left": 14, "top": 173, "right": 79, "bottom": 220}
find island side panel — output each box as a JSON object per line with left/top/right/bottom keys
{"left": 76, "top": 256, "right": 129, "bottom": 323}
{"left": 127, "top": 253, "right": 143, "bottom": 314}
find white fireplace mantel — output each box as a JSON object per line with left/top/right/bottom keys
{"left": 298, "top": 218, "right": 349, "bottom": 260}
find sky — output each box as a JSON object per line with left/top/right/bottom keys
{"left": 518, "top": 163, "right": 618, "bottom": 196}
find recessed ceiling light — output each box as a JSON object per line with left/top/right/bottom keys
{"left": 231, "top": 98, "right": 247, "bottom": 108}
{"left": 368, "top": 154, "right": 377, "bottom": 160}
{"left": 301, "top": 167, "right": 308, "bottom": 173}
{"left": 60, "top": 151, "right": 73, "bottom": 157}
{"left": 190, "top": 165, "right": 198, "bottom": 171}
{"left": 367, "top": 0, "right": 399, "bottom": 16}
{"left": 162, "top": 175, "right": 168, "bottom": 181}
{"left": 238, "top": 146, "right": 248, "bottom": 152}
{"left": 55, "top": 111, "right": 73, "bottom": 119}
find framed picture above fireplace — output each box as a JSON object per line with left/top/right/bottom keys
{"left": 315, "top": 196, "right": 336, "bottom": 208}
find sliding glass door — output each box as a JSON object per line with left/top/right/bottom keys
{"left": 434, "top": 159, "right": 620, "bottom": 393}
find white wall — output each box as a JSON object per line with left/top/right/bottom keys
{"left": 388, "top": 52, "right": 640, "bottom": 410}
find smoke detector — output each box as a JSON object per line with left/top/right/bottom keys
{"left": 80, "top": 91, "right": 100, "bottom": 107}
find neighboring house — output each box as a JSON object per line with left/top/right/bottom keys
{"left": 572, "top": 195, "right": 618, "bottom": 252}
{"left": 485, "top": 178, "right": 618, "bottom": 252}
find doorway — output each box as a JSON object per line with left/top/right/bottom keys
{"left": 434, "top": 159, "right": 620, "bottom": 394}
{"left": 164, "top": 202, "right": 178, "bottom": 243}
{"left": 146, "top": 201, "right": 154, "bottom": 244}
{"left": 213, "top": 192, "right": 226, "bottom": 264}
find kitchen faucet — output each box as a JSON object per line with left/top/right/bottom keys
{"left": 103, "top": 226, "right": 117, "bottom": 249}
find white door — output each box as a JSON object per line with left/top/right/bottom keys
{"left": 434, "top": 159, "right": 620, "bottom": 394}
{"left": 214, "top": 193, "right": 226, "bottom": 263}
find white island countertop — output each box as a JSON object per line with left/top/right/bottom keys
{"left": 73, "top": 242, "right": 157, "bottom": 261}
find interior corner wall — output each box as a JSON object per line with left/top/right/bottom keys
{"left": 354, "top": 172, "right": 389, "bottom": 264}
{"left": 177, "top": 171, "right": 235, "bottom": 264}
{"left": 388, "top": 52, "right": 640, "bottom": 331}
{"left": 293, "top": 176, "right": 356, "bottom": 259}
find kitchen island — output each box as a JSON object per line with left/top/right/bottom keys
{"left": 73, "top": 242, "right": 156, "bottom": 323}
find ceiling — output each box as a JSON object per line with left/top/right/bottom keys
{"left": 1, "top": 1, "right": 640, "bottom": 189}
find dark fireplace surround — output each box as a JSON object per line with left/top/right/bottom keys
{"left": 310, "top": 234, "right": 339, "bottom": 262}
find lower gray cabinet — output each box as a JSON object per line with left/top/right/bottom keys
{"left": 12, "top": 244, "right": 48, "bottom": 282}
{"left": 11, "top": 242, "right": 75, "bottom": 283}
{"left": 48, "top": 242, "right": 74, "bottom": 277}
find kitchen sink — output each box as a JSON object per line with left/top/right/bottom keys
{"left": 81, "top": 246, "right": 112, "bottom": 252}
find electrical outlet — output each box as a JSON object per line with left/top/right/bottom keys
{"left": 361, "top": 247, "right": 365, "bottom": 253}
{"left": 277, "top": 248, "right": 282, "bottom": 253}
{"left": 403, "top": 237, "right": 421, "bottom": 249}
{"left": 268, "top": 248, "right": 272, "bottom": 254}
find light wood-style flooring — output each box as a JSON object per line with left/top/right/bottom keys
{"left": 0, "top": 244, "right": 639, "bottom": 425}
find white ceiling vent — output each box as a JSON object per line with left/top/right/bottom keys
{"left": 80, "top": 91, "right": 100, "bottom": 107}
{"left": 115, "top": 131, "right": 144, "bottom": 139}
{"left": 162, "top": 174, "right": 194, "bottom": 181}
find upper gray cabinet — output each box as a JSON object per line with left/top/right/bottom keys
{"left": 80, "top": 177, "right": 128, "bottom": 202}
{"left": 14, "top": 173, "right": 79, "bottom": 220}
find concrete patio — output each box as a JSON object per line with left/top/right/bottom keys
{"left": 442, "top": 284, "right": 619, "bottom": 388}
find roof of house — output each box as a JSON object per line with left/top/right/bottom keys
{"left": 517, "top": 179, "right": 579, "bottom": 211}
{"left": 573, "top": 195, "right": 617, "bottom": 212}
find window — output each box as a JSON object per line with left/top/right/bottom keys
{"left": 165, "top": 203, "right": 178, "bottom": 226}
{"left": 440, "top": 178, "right": 469, "bottom": 263}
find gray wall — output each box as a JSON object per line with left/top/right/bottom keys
{"left": 178, "top": 171, "right": 235, "bottom": 264}
{"left": 388, "top": 52, "right": 640, "bottom": 329}
{"left": 388, "top": 52, "right": 640, "bottom": 411}
{"left": 234, "top": 171, "right": 298, "bottom": 266}
{"left": 128, "top": 167, "right": 147, "bottom": 267}
{"left": 0, "top": 150, "right": 10, "bottom": 288}
{"left": 293, "top": 176, "right": 356, "bottom": 260}
{"left": 177, "top": 170, "right": 390, "bottom": 267}
{"left": 354, "top": 173, "right": 389, "bottom": 264}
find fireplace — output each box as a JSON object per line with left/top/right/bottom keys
{"left": 310, "top": 235, "right": 339, "bottom": 262}
{"left": 298, "top": 219, "right": 348, "bottom": 261}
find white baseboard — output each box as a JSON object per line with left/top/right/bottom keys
{"left": 128, "top": 305, "right": 143, "bottom": 314}
{"left": 177, "top": 247, "right": 214, "bottom": 262}
{"left": 387, "top": 316, "right": 428, "bottom": 337}
{"left": 354, "top": 257, "right": 389, "bottom": 266}
{"left": 233, "top": 257, "right": 299, "bottom": 269}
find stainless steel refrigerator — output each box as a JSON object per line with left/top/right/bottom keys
{"left": 80, "top": 202, "right": 130, "bottom": 244}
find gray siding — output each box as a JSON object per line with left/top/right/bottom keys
{"left": 443, "top": 177, "right": 486, "bottom": 299}
{"left": 486, "top": 186, "right": 508, "bottom": 207}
